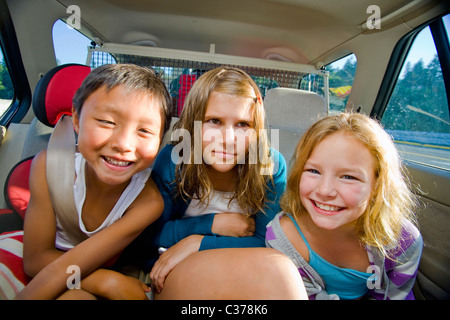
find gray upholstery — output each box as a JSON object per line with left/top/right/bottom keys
{"left": 21, "top": 117, "right": 53, "bottom": 159}
{"left": 264, "top": 88, "right": 327, "bottom": 167}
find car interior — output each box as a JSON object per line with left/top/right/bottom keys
{"left": 0, "top": 0, "right": 449, "bottom": 300}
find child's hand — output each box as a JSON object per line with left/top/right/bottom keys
{"left": 150, "top": 235, "right": 203, "bottom": 294}
{"left": 211, "top": 213, "right": 255, "bottom": 237}
{"left": 93, "top": 270, "right": 150, "bottom": 300}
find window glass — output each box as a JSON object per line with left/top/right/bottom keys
{"left": 444, "top": 14, "right": 450, "bottom": 40}
{"left": 326, "top": 54, "right": 357, "bottom": 113}
{"left": 381, "top": 16, "right": 450, "bottom": 171}
{"left": 0, "top": 48, "right": 14, "bottom": 118}
{"left": 52, "top": 19, "right": 93, "bottom": 65}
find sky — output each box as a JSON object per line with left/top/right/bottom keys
{"left": 52, "top": 19, "right": 92, "bottom": 65}
{"left": 407, "top": 24, "right": 438, "bottom": 66}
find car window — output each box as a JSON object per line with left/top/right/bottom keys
{"left": 52, "top": 19, "right": 93, "bottom": 65}
{"left": 326, "top": 54, "right": 357, "bottom": 113}
{"left": 0, "top": 48, "right": 14, "bottom": 118}
{"left": 381, "top": 15, "right": 450, "bottom": 171}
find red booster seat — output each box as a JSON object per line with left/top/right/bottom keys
{"left": 0, "top": 64, "right": 90, "bottom": 299}
{"left": 4, "top": 64, "right": 91, "bottom": 221}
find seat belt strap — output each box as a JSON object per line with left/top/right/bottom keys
{"left": 46, "top": 115, "right": 87, "bottom": 245}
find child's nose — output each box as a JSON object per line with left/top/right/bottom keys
{"left": 317, "top": 176, "right": 337, "bottom": 198}
{"left": 111, "top": 129, "right": 135, "bottom": 153}
{"left": 223, "top": 127, "right": 236, "bottom": 144}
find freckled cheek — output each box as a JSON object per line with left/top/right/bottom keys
{"left": 298, "top": 176, "right": 317, "bottom": 210}
{"left": 342, "top": 184, "right": 372, "bottom": 210}
{"left": 299, "top": 175, "right": 315, "bottom": 197}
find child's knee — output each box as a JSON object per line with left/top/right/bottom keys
{"left": 242, "top": 248, "right": 296, "bottom": 273}
{"left": 157, "top": 248, "right": 307, "bottom": 299}
{"left": 57, "top": 289, "right": 97, "bottom": 300}
{"left": 246, "top": 248, "right": 307, "bottom": 299}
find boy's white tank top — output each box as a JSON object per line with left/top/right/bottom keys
{"left": 54, "top": 153, "right": 151, "bottom": 251}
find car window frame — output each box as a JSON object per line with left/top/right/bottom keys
{"left": 371, "top": 14, "right": 450, "bottom": 121}
{"left": 0, "top": 0, "right": 31, "bottom": 126}
{"left": 429, "top": 17, "right": 450, "bottom": 104}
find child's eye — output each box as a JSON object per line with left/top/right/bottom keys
{"left": 139, "top": 128, "right": 157, "bottom": 136}
{"left": 206, "top": 118, "right": 221, "bottom": 125}
{"left": 342, "top": 175, "right": 358, "bottom": 180}
{"left": 236, "top": 121, "right": 251, "bottom": 128}
{"left": 97, "top": 119, "right": 115, "bottom": 126}
{"left": 305, "top": 168, "right": 320, "bottom": 175}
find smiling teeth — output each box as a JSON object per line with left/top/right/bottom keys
{"left": 314, "top": 201, "right": 342, "bottom": 212}
{"left": 104, "top": 156, "right": 132, "bottom": 167}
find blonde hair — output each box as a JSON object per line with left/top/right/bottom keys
{"left": 281, "top": 113, "right": 418, "bottom": 259}
{"left": 173, "top": 67, "right": 273, "bottom": 216}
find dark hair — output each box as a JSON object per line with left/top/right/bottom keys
{"left": 72, "top": 63, "right": 172, "bottom": 135}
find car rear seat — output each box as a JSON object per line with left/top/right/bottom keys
{"left": 263, "top": 87, "right": 327, "bottom": 167}
{"left": 0, "top": 123, "right": 29, "bottom": 209}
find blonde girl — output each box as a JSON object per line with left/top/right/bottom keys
{"left": 145, "top": 66, "right": 307, "bottom": 299}
{"left": 266, "top": 113, "right": 423, "bottom": 300}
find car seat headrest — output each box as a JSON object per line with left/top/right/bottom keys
{"left": 32, "top": 64, "right": 91, "bottom": 127}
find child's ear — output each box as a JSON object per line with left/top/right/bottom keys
{"left": 72, "top": 106, "right": 80, "bottom": 134}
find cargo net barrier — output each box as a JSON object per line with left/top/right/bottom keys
{"left": 88, "top": 44, "right": 328, "bottom": 117}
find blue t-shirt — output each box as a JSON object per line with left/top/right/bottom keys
{"left": 151, "top": 144, "right": 287, "bottom": 251}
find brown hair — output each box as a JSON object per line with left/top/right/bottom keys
{"left": 173, "top": 66, "right": 273, "bottom": 216}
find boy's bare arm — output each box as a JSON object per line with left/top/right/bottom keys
{"left": 75, "top": 268, "right": 150, "bottom": 300}
{"left": 17, "top": 177, "right": 163, "bottom": 300}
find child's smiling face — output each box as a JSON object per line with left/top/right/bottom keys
{"left": 73, "top": 85, "right": 163, "bottom": 186}
{"left": 299, "top": 131, "right": 376, "bottom": 231}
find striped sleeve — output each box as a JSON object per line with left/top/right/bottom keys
{"left": 370, "top": 220, "right": 423, "bottom": 300}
